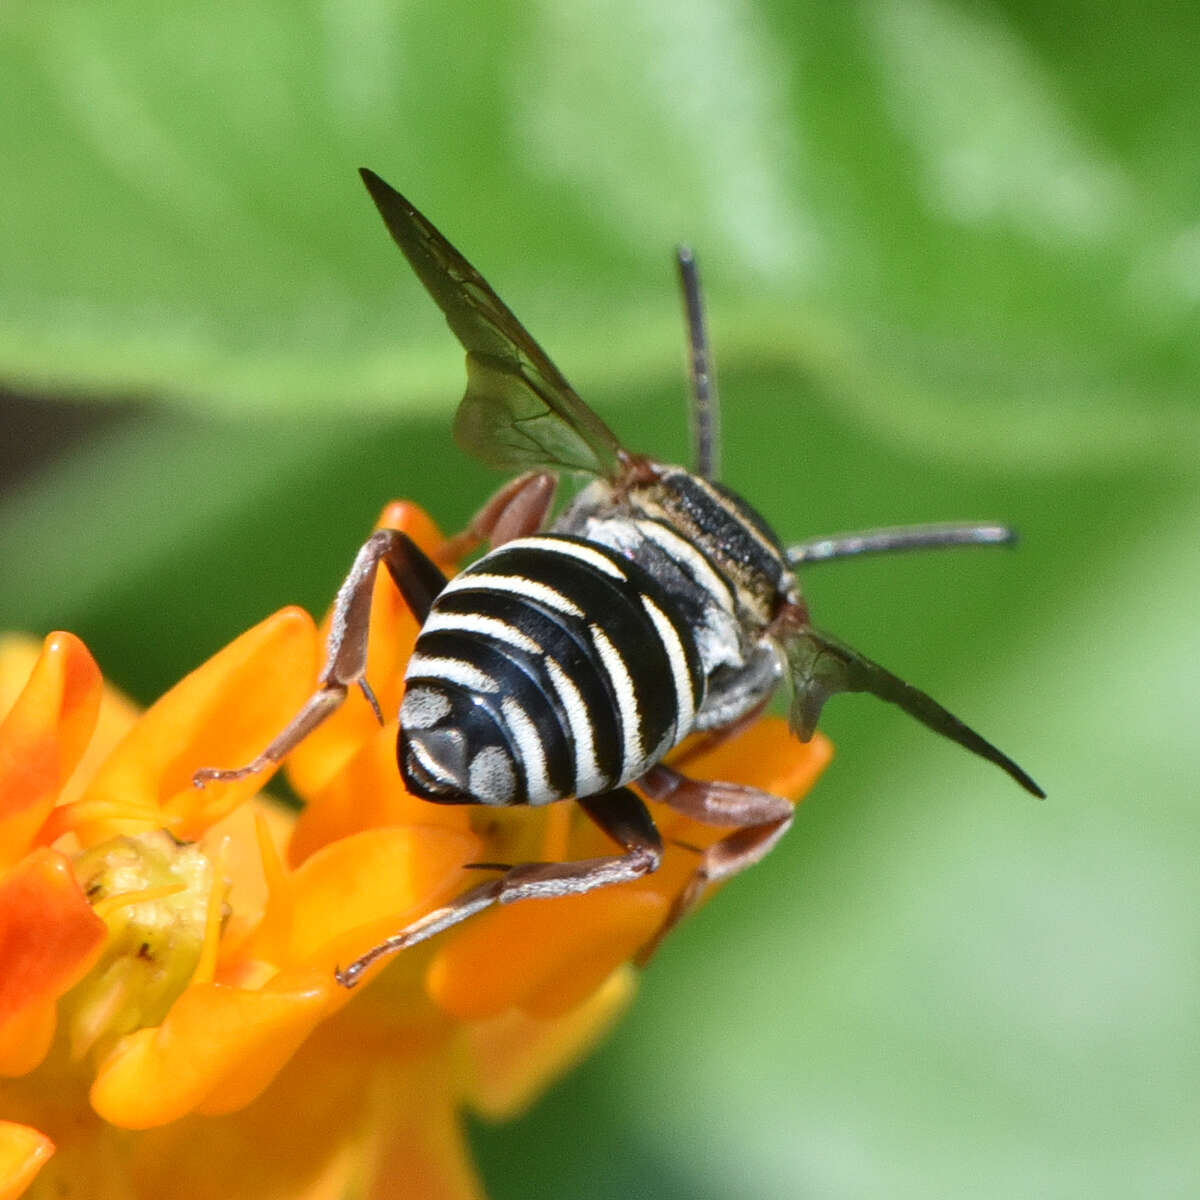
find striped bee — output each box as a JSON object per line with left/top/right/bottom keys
{"left": 196, "top": 169, "right": 1043, "bottom": 985}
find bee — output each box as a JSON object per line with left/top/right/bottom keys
{"left": 195, "top": 168, "right": 1043, "bottom": 985}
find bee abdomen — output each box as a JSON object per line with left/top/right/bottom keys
{"left": 400, "top": 535, "right": 704, "bottom": 806}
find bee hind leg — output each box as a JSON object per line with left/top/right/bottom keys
{"left": 192, "top": 528, "right": 448, "bottom": 787}
{"left": 335, "top": 787, "right": 662, "bottom": 988}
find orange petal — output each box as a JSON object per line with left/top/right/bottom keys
{"left": 58, "top": 668, "right": 142, "bottom": 811}
{"left": 287, "top": 502, "right": 448, "bottom": 800}
{"left": 677, "top": 715, "right": 833, "bottom": 800}
{"left": 67, "top": 608, "right": 320, "bottom": 844}
{"left": 200, "top": 800, "right": 295, "bottom": 972}
{"left": 367, "top": 1053, "right": 485, "bottom": 1200}
{"left": 461, "top": 965, "right": 636, "bottom": 1121}
{"left": 0, "top": 637, "right": 41, "bottom": 716}
{"left": 0, "top": 848, "right": 106, "bottom": 1027}
{"left": 0, "top": 1001, "right": 56, "bottom": 1077}
{"left": 427, "top": 887, "right": 667, "bottom": 1022}
{"left": 0, "top": 632, "right": 101, "bottom": 866}
{"left": 0, "top": 1121, "right": 54, "bottom": 1200}
{"left": 287, "top": 720, "right": 471, "bottom": 867}
{"left": 285, "top": 825, "right": 481, "bottom": 972}
{"left": 89, "top": 970, "right": 333, "bottom": 1128}
{"left": 115, "top": 1015, "right": 472, "bottom": 1200}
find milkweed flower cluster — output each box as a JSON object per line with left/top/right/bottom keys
{"left": 0, "top": 501, "right": 831, "bottom": 1200}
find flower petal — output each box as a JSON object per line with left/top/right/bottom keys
{"left": 286, "top": 502, "right": 449, "bottom": 801}
{"left": 197, "top": 801, "right": 293, "bottom": 975}
{"left": 0, "top": 633, "right": 101, "bottom": 866}
{"left": 285, "top": 825, "right": 482, "bottom": 973}
{"left": 365, "top": 1053, "right": 485, "bottom": 1200}
{"left": 67, "top": 609, "right": 320, "bottom": 844}
{"left": 0, "top": 848, "right": 106, "bottom": 1032}
{"left": 677, "top": 715, "right": 833, "bottom": 800}
{"left": 287, "top": 720, "right": 472, "bottom": 868}
{"left": 0, "top": 1002, "right": 56, "bottom": 1078}
{"left": 0, "top": 1121, "right": 54, "bottom": 1200}
{"left": 427, "top": 888, "right": 666, "bottom": 1022}
{"left": 121, "top": 1025, "right": 485, "bottom": 1200}
{"left": 461, "top": 964, "right": 636, "bottom": 1121}
{"left": 89, "top": 970, "right": 333, "bottom": 1128}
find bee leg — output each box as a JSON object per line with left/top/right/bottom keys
{"left": 335, "top": 788, "right": 662, "bottom": 987}
{"left": 635, "top": 764, "right": 793, "bottom": 964}
{"left": 438, "top": 470, "right": 557, "bottom": 559}
{"left": 193, "top": 529, "right": 447, "bottom": 787}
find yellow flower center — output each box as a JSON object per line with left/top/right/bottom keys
{"left": 66, "top": 831, "right": 218, "bottom": 1061}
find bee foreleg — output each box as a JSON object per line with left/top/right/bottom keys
{"left": 192, "top": 529, "right": 447, "bottom": 787}
{"left": 438, "top": 470, "right": 557, "bottom": 559}
{"left": 635, "top": 764, "right": 792, "bottom": 964}
{"left": 335, "top": 788, "right": 662, "bottom": 988}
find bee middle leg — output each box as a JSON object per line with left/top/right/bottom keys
{"left": 438, "top": 470, "right": 557, "bottom": 559}
{"left": 193, "top": 528, "right": 448, "bottom": 786}
{"left": 635, "top": 763, "right": 793, "bottom": 963}
{"left": 335, "top": 787, "right": 662, "bottom": 988}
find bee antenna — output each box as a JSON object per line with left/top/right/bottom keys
{"left": 787, "top": 522, "right": 1017, "bottom": 566}
{"left": 676, "top": 246, "right": 720, "bottom": 481}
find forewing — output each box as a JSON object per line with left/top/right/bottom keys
{"left": 785, "top": 626, "right": 1044, "bottom": 797}
{"left": 360, "top": 169, "right": 624, "bottom": 477}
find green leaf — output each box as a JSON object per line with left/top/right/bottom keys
{"left": 4, "top": 1, "right": 1199, "bottom": 471}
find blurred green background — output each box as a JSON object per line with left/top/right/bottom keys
{"left": 2, "top": 1, "right": 1198, "bottom": 1195}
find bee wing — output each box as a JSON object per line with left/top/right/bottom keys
{"left": 784, "top": 626, "right": 1045, "bottom": 797}
{"left": 360, "top": 169, "right": 625, "bottom": 478}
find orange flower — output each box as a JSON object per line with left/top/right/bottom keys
{"left": 0, "top": 502, "right": 831, "bottom": 1200}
